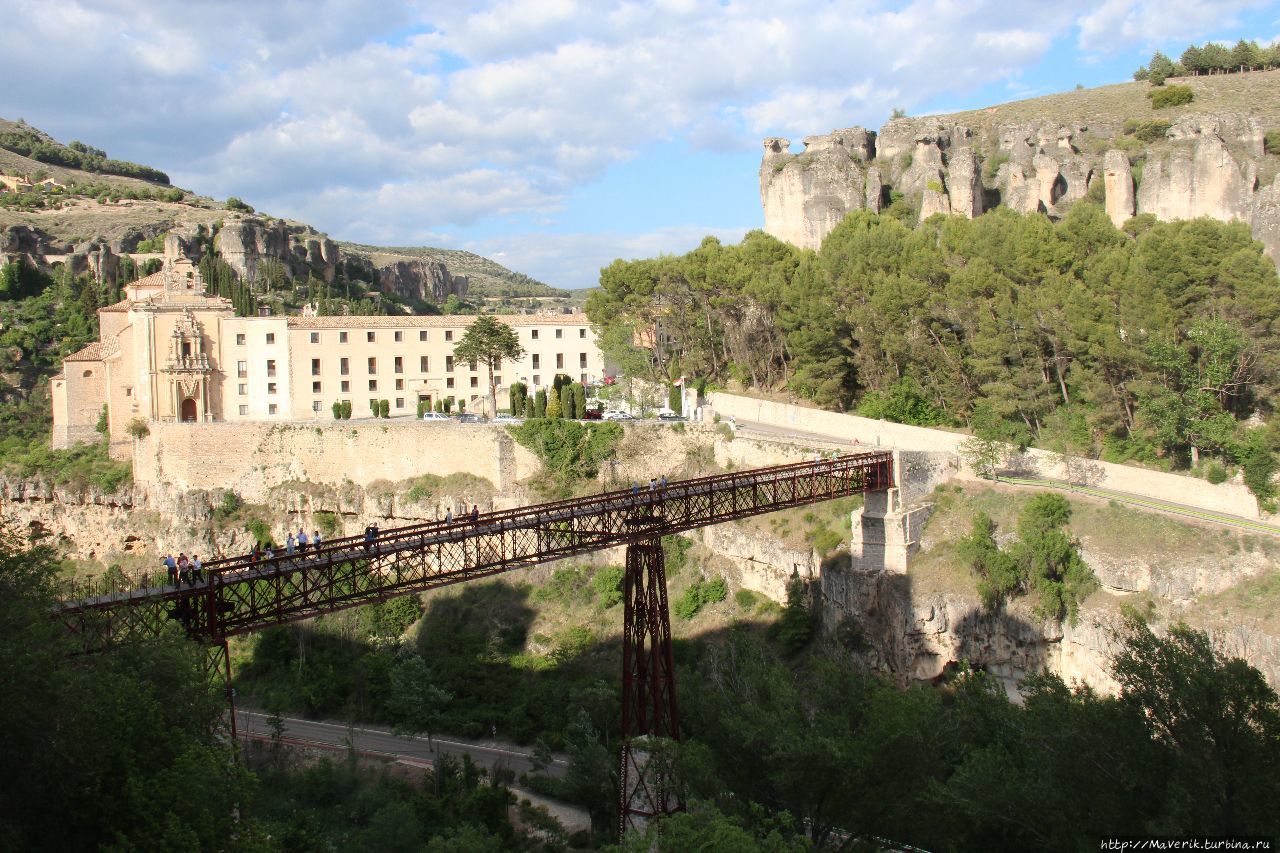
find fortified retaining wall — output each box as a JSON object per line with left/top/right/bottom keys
{"left": 710, "top": 392, "right": 1263, "bottom": 519}
{"left": 133, "top": 421, "right": 541, "bottom": 503}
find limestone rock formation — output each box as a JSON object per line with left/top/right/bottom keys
{"left": 375, "top": 258, "right": 469, "bottom": 304}
{"left": 759, "top": 129, "right": 877, "bottom": 250}
{"left": 761, "top": 108, "right": 1280, "bottom": 271}
{"left": 1102, "top": 150, "right": 1135, "bottom": 228}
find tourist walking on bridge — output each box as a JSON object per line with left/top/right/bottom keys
{"left": 163, "top": 553, "right": 177, "bottom": 586}
{"left": 297, "top": 528, "right": 309, "bottom": 554}
{"left": 177, "top": 553, "right": 190, "bottom": 585}
{"left": 470, "top": 505, "right": 480, "bottom": 524}
{"left": 312, "top": 530, "right": 322, "bottom": 555}
{"left": 190, "top": 554, "right": 203, "bottom": 585}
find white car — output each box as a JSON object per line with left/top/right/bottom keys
{"left": 603, "top": 411, "right": 636, "bottom": 421}
{"left": 421, "top": 411, "right": 451, "bottom": 421}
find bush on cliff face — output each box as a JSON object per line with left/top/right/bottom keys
{"left": 507, "top": 419, "right": 622, "bottom": 496}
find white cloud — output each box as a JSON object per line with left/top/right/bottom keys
{"left": 1075, "top": 0, "right": 1272, "bottom": 53}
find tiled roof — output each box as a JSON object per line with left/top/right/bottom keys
{"left": 100, "top": 298, "right": 132, "bottom": 313}
{"left": 64, "top": 339, "right": 119, "bottom": 362}
{"left": 285, "top": 313, "right": 590, "bottom": 330}
{"left": 63, "top": 340, "right": 111, "bottom": 361}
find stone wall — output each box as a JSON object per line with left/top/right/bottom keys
{"left": 710, "top": 392, "right": 1262, "bottom": 518}
{"left": 133, "top": 421, "right": 540, "bottom": 503}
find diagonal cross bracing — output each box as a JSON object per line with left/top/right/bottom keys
{"left": 55, "top": 451, "right": 893, "bottom": 650}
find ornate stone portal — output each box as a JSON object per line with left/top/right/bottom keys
{"left": 163, "top": 309, "right": 213, "bottom": 422}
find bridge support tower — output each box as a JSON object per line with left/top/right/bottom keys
{"left": 618, "top": 536, "right": 683, "bottom": 838}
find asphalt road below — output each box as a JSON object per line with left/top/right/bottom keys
{"left": 237, "top": 709, "right": 568, "bottom": 779}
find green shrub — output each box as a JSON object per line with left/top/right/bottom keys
{"left": 1265, "top": 130, "right": 1280, "bottom": 155}
{"left": 508, "top": 419, "right": 623, "bottom": 494}
{"left": 1205, "top": 462, "right": 1229, "bottom": 485}
{"left": 591, "top": 565, "right": 625, "bottom": 608}
{"left": 313, "top": 511, "right": 340, "bottom": 537}
{"left": 332, "top": 401, "right": 342, "bottom": 420}
{"left": 673, "top": 575, "right": 728, "bottom": 620}
{"left": 246, "top": 518, "right": 273, "bottom": 546}
{"left": 734, "top": 588, "right": 761, "bottom": 611}
{"left": 1123, "top": 118, "right": 1172, "bottom": 142}
{"left": 1148, "top": 85, "right": 1193, "bottom": 109}
{"left": 378, "top": 399, "right": 390, "bottom": 418}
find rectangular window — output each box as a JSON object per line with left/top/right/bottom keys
{"left": 556, "top": 353, "right": 564, "bottom": 369}
{"left": 555, "top": 328, "right": 562, "bottom": 339}
{"left": 339, "top": 357, "right": 349, "bottom": 375}
{"left": 531, "top": 329, "right": 539, "bottom": 340}
{"left": 339, "top": 331, "right": 348, "bottom": 343}
{"left": 394, "top": 356, "right": 403, "bottom": 373}
{"left": 311, "top": 358, "right": 321, "bottom": 376}
{"left": 312, "top": 401, "right": 322, "bottom": 413}
{"left": 394, "top": 330, "right": 403, "bottom": 342}
{"left": 532, "top": 374, "right": 540, "bottom": 386}
{"left": 268, "top": 403, "right": 277, "bottom": 415}
{"left": 238, "top": 383, "right": 247, "bottom": 395}
{"left": 581, "top": 373, "right": 588, "bottom": 383}
{"left": 493, "top": 375, "right": 501, "bottom": 386}
{"left": 470, "top": 376, "right": 478, "bottom": 387}
{"left": 419, "top": 330, "right": 428, "bottom": 341}
{"left": 125, "top": 387, "right": 133, "bottom": 397}
{"left": 266, "top": 333, "right": 275, "bottom": 344}
{"left": 579, "top": 328, "right": 586, "bottom": 339}
{"left": 369, "top": 379, "right": 378, "bottom": 391}
{"left": 368, "top": 357, "right": 377, "bottom": 373}
{"left": 367, "top": 331, "right": 376, "bottom": 343}
{"left": 235, "top": 333, "right": 246, "bottom": 345}
{"left": 395, "top": 378, "right": 404, "bottom": 390}
{"left": 445, "top": 356, "right": 454, "bottom": 372}
{"left": 236, "top": 360, "right": 247, "bottom": 378}
{"left": 310, "top": 332, "right": 319, "bottom": 344}
{"left": 446, "top": 377, "right": 455, "bottom": 389}
{"left": 312, "top": 380, "right": 321, "bottom": 393}
{"left": 395, "top": 398, "right": 404, "bottom": 409}
{"left": 340, "top": 380, "right": 349, "bottom": 392}
{"left": 419, "top": 355, "right": 428, "bottom": 372}
{"left": 532, "top": 354, "right": 540, "bottom": 369}
{"left": 445, "top": 330, "right": 453, "bottom": 341}
{"left": 266, "top": 359, "right": 276, "bottom": 377}
{"left": 267, "top": 382, "right": 277, "bottom": 394}
{"left": 579, "top": 353, "right": 588, "bottom": 368}
{"left": 239, "top": 405, "right": 248, "bottom": 416}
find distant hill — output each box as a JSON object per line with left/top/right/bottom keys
{"left": 0, "top": 118, "right": 564, "bottom": 299}
{"left": 338, "top": 242, "right": 568, "bottom": 298}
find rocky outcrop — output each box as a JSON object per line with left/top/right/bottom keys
{"left": 760, "top": 130, "right": 878, "bottom": 250}
{"left": 1102, "top": 150, "right": 1135, "bottom": 227}
{"left": 376, "top": 258, "right": 468, "bottom": 304}
{"left": 761, "top": 109, "right": 1280, "bottom": 269}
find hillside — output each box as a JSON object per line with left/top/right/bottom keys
{"left": 0, "top": 118, "right": 561, "bottom": 305}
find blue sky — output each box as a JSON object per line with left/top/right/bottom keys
{"left": 3, "top": 0, "right": 1279, "bottom": 289}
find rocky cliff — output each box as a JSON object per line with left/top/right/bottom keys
{"left": 761, "top": 74, "right": 1280, "bottom": 267}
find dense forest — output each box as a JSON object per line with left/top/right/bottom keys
{"left": 587, "top": 206, "right": 1280, "bottom": 502}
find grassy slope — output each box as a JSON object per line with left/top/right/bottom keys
{"left": 337, "top": 241, "right": 569, "bottom": 298}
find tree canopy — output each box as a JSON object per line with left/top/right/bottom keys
{"left": 452, "top": 316, "right": 525, "bottom": 418}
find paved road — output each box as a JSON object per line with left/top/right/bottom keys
{"left": 237, "top": 709, "right": 569, "bottom": 778}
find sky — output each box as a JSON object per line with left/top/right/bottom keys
{"left": 3, "top": 1, "right": 1279, "bottom": 289}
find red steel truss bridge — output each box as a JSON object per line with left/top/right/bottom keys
{"left": 54, "top": 450, "right": 894, "bottom": 836}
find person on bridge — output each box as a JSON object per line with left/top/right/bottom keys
{"left": 190, "top": 554, "right": 203, "bottom": 585}
{"left": 250, "top": 543, "right": 261, "bottom": 564}
{"left": 297, "top": 528, "right": 309, "bottom": 553}
{"left": 363, "top": 524, "right": 375, "bottom": 552}
{"left": 177, "top": 553, "right": 190, "bottom": 585}
{"left": 286, "top": 532, "right": 297, "bottom": 556}
{"left": 470, "top": 505, "right": 480, "bottom": 524}
{"left": 631, "top": 481, "right": 639, "bottom": 496}
{"left": 445, "top": 507, "right": 453, "bottom": 524}
{"left": 660, "top": 474, "right": 668, "bottom": 490}
{"left": 163, "top": 553, "right": 177, "bottom": 585}
{"left": 648, "top": 478, "right": 657, "bottom": 493}
{"left": 312, "top": 530, "right": 322, "bottom": 554}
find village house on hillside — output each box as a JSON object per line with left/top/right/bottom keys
{"left": 51, "top": 260, "right": 606, "bottom": 456}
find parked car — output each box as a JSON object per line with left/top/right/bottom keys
{"left": 492, "top": 414, "right": 524, "bottom": 424}
{"left": 657, "top": 411, "right": 685, "bottom": 422}
{"left": 455, "top": 413, "right": 485, "bottom": 424}
{"left": 582, "top": 408, "right": 604, "bottom": 420}
{"left": 603, "top": 411, "right": 635, "bottom": 421}
{"left": 421, "top": 411, "right": 451, "bottom": 421}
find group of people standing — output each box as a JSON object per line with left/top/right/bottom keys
{"left": 161, "top": 552, "right": 204, "bottom": 586}
{"left": 251, "top": 527, "right": 325, "bottom": 563}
